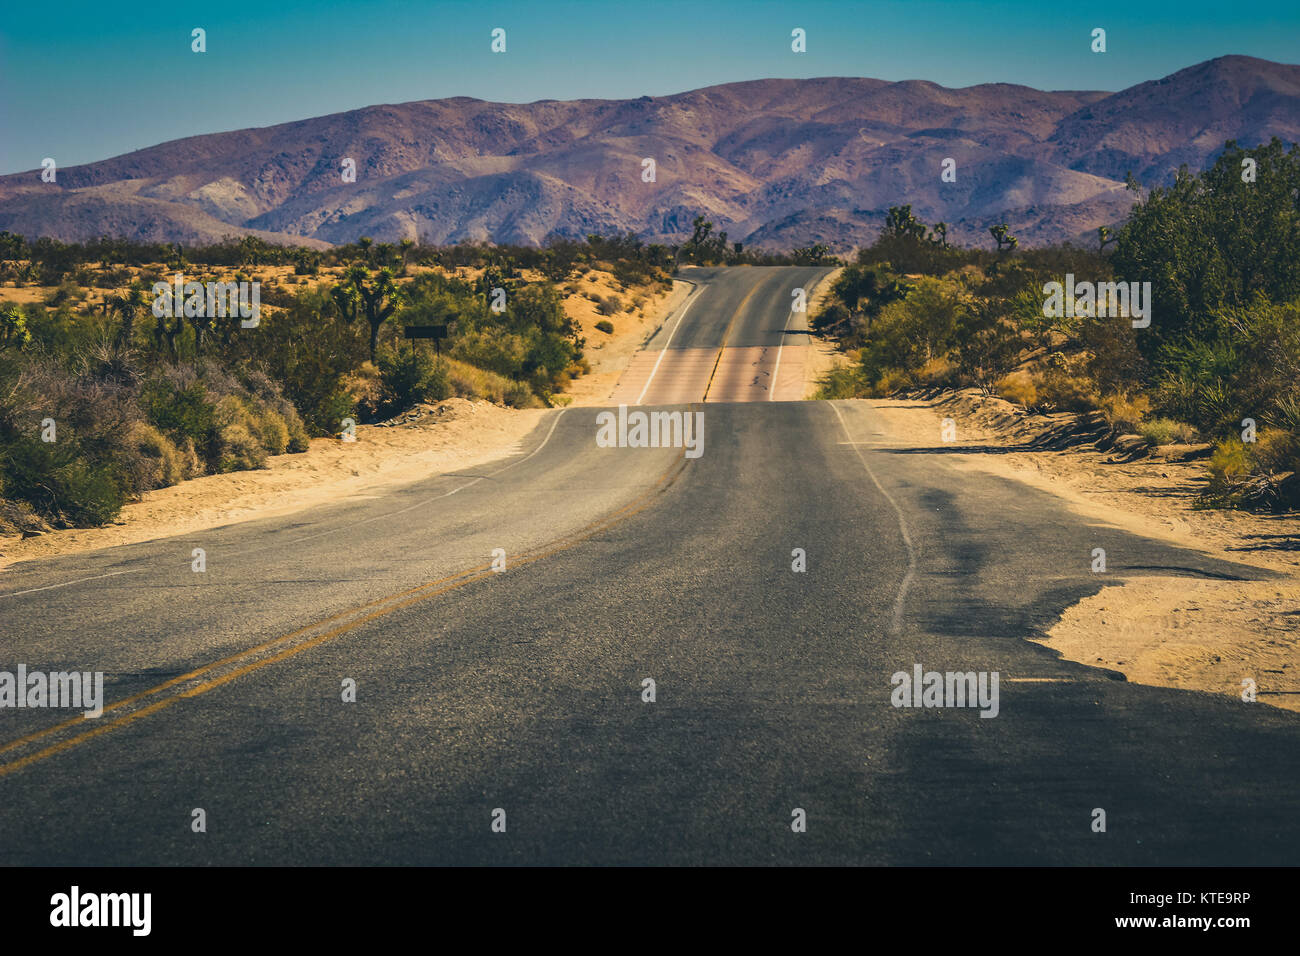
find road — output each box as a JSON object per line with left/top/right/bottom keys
{"left": 2, "top": 266, "right": 1298, "bottom": 865}
{"left": 609, "top": 265, "right": 832, "bottom": 404}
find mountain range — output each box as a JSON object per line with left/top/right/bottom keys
{"left": 1, "top": 55, "right": 1297, "bottom": 251}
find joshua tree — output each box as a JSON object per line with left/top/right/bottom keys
{"left": 399, "top": 239, "right": 415, "bottom": 275}
{"left": 929, "top": 222, "right": 949, "bottom": 248}
{"left": 106, "top": 284, "right": 149, "bottom": 348}
{"left": 1098, "top": 226, "right": 1118, "bottom": 252}
{"left": 990, "top": 223, "right": 1018, "bottom": 253}
{"left": 357, "top": 237, "right": 373, "bottom": 265}
{"left": 0, "top": 305, "right": 31, "bottom": 350}
{"left": 333, "top": 264, "right": 404, "bottom": 361}
{"left": 884, "top": 205, "right": 928, "bottom": 242}
{"left": 154, "top": 307, "right": 183, "bottom": 358}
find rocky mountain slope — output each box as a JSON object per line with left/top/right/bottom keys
{"left": 1, "top": 56, "right": 1296, "bottom": 251}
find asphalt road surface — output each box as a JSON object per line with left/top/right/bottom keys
{"left": 2, "top": 266, "right": 1298, "bottom": 865}
{"left": 609, "top": 265, "right": 833, "bottom": 404}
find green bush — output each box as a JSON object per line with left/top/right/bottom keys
{"left": 1138, "top": 418, "right": 1199, "bottom": 446}
{"left": 595, "top": 319, "right": 614, "bottom": 334}
{"left": 503, "top": 381, "right": 534, "bottom": 408}
{"left": 1249, "top": 429, "right": 1300, "bottom": 473}
{"left": 814, "top": 364, "right": 870, "bottom": 400}
{"left": 377, "top": 347, "right": 452, "bottom": 415}
{"left": 214, "top": 423, "right": 266, "bottom": 473}
{"left": 0, "top": 432, "right": 127, "bottom": 527}
{"left": 142, "top": 378, "right": 215, "bottom": 456}
{"left": 125, "top": 421, "right": 189, "bottom": 490}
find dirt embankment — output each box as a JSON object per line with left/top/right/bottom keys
{"left": 0, "top": 268, "right": 686, "bottom": 571}
{"left": 802, "top": 267, "right": 847, "bottom": 399}
{"left": 564, "top": 274, "right": 688, "bottom": 406}
{"left": 867, "top": 389, "right": 1300, "bottom": 714}
{"left": 0, "top": 399, "right": 548, "bottom": 571}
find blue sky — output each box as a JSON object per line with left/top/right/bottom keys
{"left": 2, "top": 0, "right": 1297, "bottom": 174}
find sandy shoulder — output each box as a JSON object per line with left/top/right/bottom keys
{"left": 564, "top": 278, "right": 691, "bottom": 407}
{"left": 0, "top": 265, "right": 673, "bottom": 571}
{"left": 863, "top": 392, "right": 1300, "bottom": 714}
{"left": 802, "top": 267, "right": 847, "bottom": 399}
{"left": 0, "top": 399, "right": 546, "bottom": 572}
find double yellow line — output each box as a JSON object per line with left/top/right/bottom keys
{"left": 0, "top": 446, "right": 692, "bottom": 779}
{"left": 701, "top": 270, "right": 788, "bottom": 402}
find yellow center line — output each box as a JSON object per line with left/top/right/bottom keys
{"left": 0, "top": 451, "right": 690, "bottom": 778}
{"left": 0, "top": 562, "right": 496, "bottom": 758}
{"left": 701, "top": 275, "right": 773, "bottom": 402}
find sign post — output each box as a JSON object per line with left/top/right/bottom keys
{"left": 404, "top": 324, "right": 448, "bottom": 354}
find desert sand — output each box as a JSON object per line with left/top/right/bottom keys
{"left": 0, "top": 268, "right": 685, "bottom": 571}
{"left": 868, "top": 391, "right": 1300, "bottom": 713}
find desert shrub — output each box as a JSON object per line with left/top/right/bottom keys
{"left": 1205, "top": 437, "right": 1252, "bottom": 501}
{"left": 0, "top": 431, "right": 128, "bottom": 527}
{"left": 376, "top": 347, "right": 453, "bottom": 416}
{"left": 339, "top": 362, "right": 381, "bottom": 423}
{"left": 595, "top": 320, "right": 614, "bottom": 334}
{"left": 436, "top": 357, "right": 519, "bottom": 405}
{"left": 915, "top": 355, "right": 957, "bottom": 389}
{"left": 1035, "top": 368, "right": 1097, "bottom": 413}
{"left": 237, "top": 366, "right": 309, "bottom": 452}
{"left": 995, "top": 373, "right": 1039, "bottom": 408}
{"left": 0, "top": 495, "right": 44, "bottom": 536}
{"left": 92, "top": 265, "right": 133, "bottom": 289}
{"left": 1079, "top": 315, "right": 1146, "bottom": 394}
{"left": 214, "top": 423, "right": 266, "bottom": 473}
{"left": 1097, "top": 392, "right": 1151, "bottom": 433}
{"left": 142, "top": 366, "right": 304, "bottom": 468}
{"left": 44, "top": 279, "right": 82, "bottom": 308}
{"left": 251, "top": 407, "right": 290, "bottom": 455}
{"left": 1138, "top": 418, "right": 1199, "bottom": 446}
{"left": 502, "top": 381, "right": 535, "bottom": 408}
{"left": 814, "top": 364, "right": 870, "bottom": 400}
{"left": 595, "top": 295, "right": 623, "bottom": 316}
{"left": 213, "top": 393, "right": 255, "bottom": 432}
{"left": 451, "top": 327, "right": 528, "bottom": 379}
{"left": 0, "top": 352, "right": 164, "bottom": 525}
{"left": 377, "top": 347, "right": 425, "bottom": 413}
{"left": 875, "top": 367, "right": 913, "bottom": 396}
{"left": 142, "top": 376, "right": 215, "bottom": 457}
{"left": 253, "top": 286, "right": 366, "bottom": 435}
{"left": 864, "top": 277, "right": 965, "bottom": 374}
{"left": 1249, "top": 429, "right": 1300, "bottom": 473}
{"left": 124, "top": 421, "right": 188, "bottom": 490}
{"left": 312, "top": 392, "right": 354, "bottom": 438}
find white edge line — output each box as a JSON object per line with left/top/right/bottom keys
{"left": 0, "top": 409, "right": 573, "bottom": 596}
{"left": 770, "top": 307, "right": 793, "bottom": 401}
{"left": 0, "top": 568, "right": 141, "bottom": 599}
{"left": 635, "top": 286, "right": 704, "bottom": 406}
{"left": 771, "top": 268, "right": 830, "bottom": 401}
{"left": 830, "top": 401, "right": 917, "bottom": 635}
{"left": 239, "top": 407, "right": 570, "bottom": 543}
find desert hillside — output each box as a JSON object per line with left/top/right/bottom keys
{"left": 2, "top": 56, "right": 1297, "bottom": 251}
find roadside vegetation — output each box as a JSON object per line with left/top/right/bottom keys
{"left": 813, "top": 138, "right": 1300, "bottom": 510}
{"left": 0, "top": 233, "right": 680, "bottom": 530}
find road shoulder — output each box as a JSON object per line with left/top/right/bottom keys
{"left": 0, "top": 400, "right": 548, "bottom": 571}
{"left": 862, "top": 391, "right": 1300, "bottom": 714}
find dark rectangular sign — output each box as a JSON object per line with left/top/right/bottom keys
{"left": 404, "top": 325, "right": 447, "bottom": 339}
